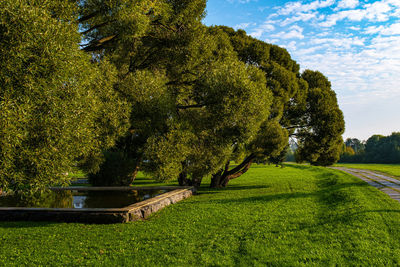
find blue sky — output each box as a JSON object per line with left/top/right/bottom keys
{"left": 204, "top": 0, "right": 400, "bottom": 141}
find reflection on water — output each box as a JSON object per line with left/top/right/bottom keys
{"left": 0, "top": 189, "right": 167, "bottom": 209}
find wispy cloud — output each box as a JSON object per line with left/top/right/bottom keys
{"left": 271, "top": 25, "right": 305, "bottom": 39}
{"left": 320, "top": 1, "right": 394, "bottom": 27}
{"left": 250, "top": 21, "right": 276, "bottom": 38}
{"left": 277, "top": 0, "right": 335, "bottom": 15}
{"left": 233, "top": 22, "right": 255, "bottom": 30}
{"left": 335, "top": 0, "right": 359, "bottom": 10}
{"left": 280, "top": 12, "right": 318, "bottom": 26}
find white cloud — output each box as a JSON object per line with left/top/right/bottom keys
{"left": 284, "top": 41, "right": 298, "bottom": 51}
{"left": 249, "top": 21, "right": 276, "bottom": 38}
{"left": 320, "top": 1, "right": 393, "bottom": 27}
{"left": 233, "top": 22, "right": 254, "bottom": 30}
{"left": 265, "top": 38, "right": 280, "bottom": 44}
{"left": 349, "top": 26, "right": 360, "bottom": 31}
{"left": 277, "top": 0, "right": 335, "bottom": 15}
{"left": 335, "top": 0, "right": 359, "bottom": 10}
{"left": 364, "top": 25, "right": 385, "bottom": 34}
{"left": 308, "top": 36, "right": 365, "bottom": 49}
{"left": 364, "top": 23, "right": 400, "bottom": 35}
{"left": 378, "top": 22, "right": 400, "bottom": 35}
{"left": 280, "top": 12, "right": 318, "bottom": 26}
{"left": 271, "top": 25, "right": 305, "bottom": 39}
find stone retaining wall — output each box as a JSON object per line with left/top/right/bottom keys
{"left": 0, "top": 186, "right": 194, "bottom": 224}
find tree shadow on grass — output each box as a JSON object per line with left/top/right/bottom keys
{"left": 267, "top": 208, "right": 400, "bottom": 236}
{"left": 198, "top": 185, "right": 271, "bottom": 195}
{"left": 289, "top": 163, "right": 351, "bottom": 174}
{"left": 204, "top": 182, "right": 368, "bottom": 204}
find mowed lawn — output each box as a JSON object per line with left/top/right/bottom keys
{"left": 335, "top": 163, "right": 400, "bottom": 177}
{"left": 1, "top": 164, "right": 400, "bottom": 266}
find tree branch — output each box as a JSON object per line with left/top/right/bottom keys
{"left": 150, "top": 19, "right": 177, "bottom": 32}
{"left": 78, "top": 11, "right": 100, "bottom": 23}
{"left": 176, "top": 100, "right": 220, "bottom": 109}
{"left": 83, "top": 35, "right": 117, "bottom": 52}
{"left": 227, "top": 160, "right": 253, "bottom": 180}
{"left": 81, "top": 20, "right": 115, "bottom": 35}
{"left": 284, "top": 124, "right": 310, "bottom": 130}
{"left": 176, "top": 104, "right": 207, "bottom": 109}
{"left": 225, "top": 153, "right": 256, "bottom": 176}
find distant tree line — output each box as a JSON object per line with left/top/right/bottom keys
{"left": 339, "top": 133, "right": 400, "bottom": 163}
{"left": 0, "top": 0, "right": 344, "bottom": 194}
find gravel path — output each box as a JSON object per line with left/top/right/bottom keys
{"left": 332, "top": 167, "right": 400, "bottom": 203}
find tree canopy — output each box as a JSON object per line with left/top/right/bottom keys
{"left": 340, "top": 133, "right": 400, "bottom": 164}
{"left": 0, "top": 0, "right": 345, "bottom": 192}
{"left": 0, "top": 0, "right": 128, "bottom": 194}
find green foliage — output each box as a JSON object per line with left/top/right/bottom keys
{"left": 79, "top": 3, "right": 274, "bottom": 185}
{"left": 214, "top": 27, "right": 304, "bottom": 164}
{"left": 0, "top": 0, "right": 345, "bottom": 190}
{"left": 340, "top": 133, "right": 400, "bottom": 163}
{"left": 295, "top": 70, "right": 345, "bottom": 166}
{"left": 0, "top": 1, "right": 128, "bottom": 193}
{"left": 88, "top": 151, "right": 137, "bottom": 186}
{"left": 208, "top": 27, "right": 344, "bottom": 183}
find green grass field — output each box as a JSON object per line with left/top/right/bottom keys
{"left": 335, "top": 163, "right": 400, "bottom": 177}
{"left": 1, "top": 164, "right": 400, "bottom": 266}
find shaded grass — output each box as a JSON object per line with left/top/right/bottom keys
{"left": 1, "top": 164, "right": 400, "bottom": 265}
{"left": 335, "top": 163, "right": 400, "bottom": 178}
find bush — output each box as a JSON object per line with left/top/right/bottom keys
{"left": 88, "top": 151, "right": 137, "bottom": 186}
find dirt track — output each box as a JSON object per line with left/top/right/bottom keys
{"left": 332, "top": 167, "right": 400, "bottom": 203}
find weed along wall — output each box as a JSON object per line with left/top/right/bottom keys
{"left": 0, "top": 186, "right": 194, "bottom": 224}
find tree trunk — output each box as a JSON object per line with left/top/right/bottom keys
{"left": 130, "top": 164, "right": 140, "bottom": 182}
{"left": 178, "top": 171, "right": 190, "bottom": 186}
{"left": 178, "top": 172, "right": 202, "bottom": 188}
{"left": 128, "top": 156, "right": 142, "bottom": 185}
{"left": 210, "top": 170, "right": 223, "bottom": 188}
{"left": 191, "top": 177, "right": 202, "bottom": 188}
{"left": 210, "top": 154, "right": 256, "bottom": 188}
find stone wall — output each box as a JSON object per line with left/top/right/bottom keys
{"left": 0, "top": 187, "right": 194, "bottom": 224}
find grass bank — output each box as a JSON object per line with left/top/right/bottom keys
{"left": 1, "top": 164, "right": 400, "bottom": 265}
{"left": 335, "top": 163, "right": 400, "bottom": 177}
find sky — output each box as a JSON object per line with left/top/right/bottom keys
{"left": 203, "top": 0, "right": 400, "bottom": 141}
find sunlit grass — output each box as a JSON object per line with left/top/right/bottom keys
{"left": 1, "top": 164, "right": 400, "bottom": 265}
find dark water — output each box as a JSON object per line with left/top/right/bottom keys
{"left": 0, "top": 189, "right": 167, "bottom": 209}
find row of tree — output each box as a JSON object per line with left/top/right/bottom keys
{"left": 340, "top": 133, "right": 400, "bottom": 163}
{"left": 0, "top": 0, "right": 344, "bottom": 194}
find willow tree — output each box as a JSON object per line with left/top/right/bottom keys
{"left": 295, "top": 70, "right": 345, "bottom": 166}
{"left": 79, "top": 1, "right": 275, "bottom": 187}
{"left": 0, "top": 0, "right": 128, "bottom": 194}
{"left": 208, "top": 27, "right": 344, "bottom": 187}
{"left": 78, "top": 2, "right": 343, "bottom": 188}
{"left": 79, "top": 0, "right": 209, "bottom": 184}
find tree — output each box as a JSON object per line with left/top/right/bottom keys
{"left": 206, "top": 27, "right": 343, "bottom": 187}
{"left": 0, "top": 1, "right": 128, "bottom": 194}
{"left": 363, "top": 133, "right": 400, "bottom": 163}
{"left": 79, "top": 0, "right": 213, "bottom": 184}
{"left": 79, "top": 1, "right": 274, "bottom": 187}
{"left": 345, "top": 138, "right": 364, "bottom": 153}
{"left": 78, "top": 4, "right": 344, "bottom": 188}
{"left": 295, "top": 70, "right": 345, "bottom": 166}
